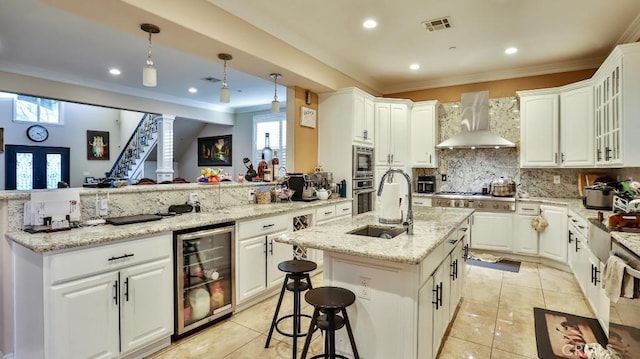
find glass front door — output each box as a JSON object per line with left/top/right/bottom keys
{"left": 4, "top": 145, "right": 70, "bottom": 190}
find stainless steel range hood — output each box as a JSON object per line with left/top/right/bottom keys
{"left": 436, "top": 91, "right": 516, "bottom": 149}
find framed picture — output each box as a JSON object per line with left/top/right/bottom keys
{"left": 300, "top": 106, "right": 316, "bottom": 128}
{"left": 87, "top": 130, "right": 110, "bottom": 160}
{"left": 198, "top": 135, "right": 232, "bottom": 166}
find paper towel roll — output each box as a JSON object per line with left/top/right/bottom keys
{"left": 380, "top": 183, "right": 402, "bottom": 223}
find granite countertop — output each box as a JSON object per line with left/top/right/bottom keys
{"left": 275, "top": 207, "right": 474, "bottom": 265}
{"left": 5, "top": 198, "right": 351, "bottom": 253}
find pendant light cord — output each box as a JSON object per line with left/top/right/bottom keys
{"left": 146, "top": 32, "right": 154, "bottom": 67}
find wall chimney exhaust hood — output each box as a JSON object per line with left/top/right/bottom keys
{"left": 436, "top": 91, "right": 516, "bottom": 149}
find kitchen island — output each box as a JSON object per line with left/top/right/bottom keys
{"left": 276, "top": 207, "right": 474, "bottom": 359}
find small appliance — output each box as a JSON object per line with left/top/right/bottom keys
{"left": 583, "top": 183, "right": 615, "bottom": 210}
{"left": 352, "top": 145, "right": 374, "bottom": 179}
{"left": 416, "top": 176, "right": 436, "bottom": 193}
{"left": 352, "top": 178, "right": 375, "bottom": 215}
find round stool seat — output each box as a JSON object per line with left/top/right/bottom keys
{"left": 278, "top": 259, "right": 317, "bottom": 274}
{"left": 305, "top": 286, "right": 356, "bottom": 310}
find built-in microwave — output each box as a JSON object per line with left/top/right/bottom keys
{"left": 353, "top": 145, "right": 374, "bottom": 179}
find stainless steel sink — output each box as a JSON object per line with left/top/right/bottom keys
{"left": 347, "top": 225, "right": 406, "bottom": 239}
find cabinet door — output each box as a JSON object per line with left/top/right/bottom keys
{"left": 267, "top": 231, "right": 293, "bottom": 288}
{"left": 237, "top": 236, "right": 268, "bottom": 303}
{"left": 513, "top": 215, "right": 539, "bottom": 255}
{"left": 375, "top": 102, "right": 391, "bottom": 166}
{"left": 561, "top": 86, "right": 594, "bottom": 167}
{"left": 470, "top": 212, "right": 513, "bottom": 251}
{"left": 353, "top": 92, "right": 366, "bottom": 144}
{"left": 120, "top": 257, "right": 173, "bottom": 355}
{"left": 538, "top": 205, "right": 568, "bottom": 262}
{"left": 411, "top": 103, "right": 438, "bottom": 168}
{"left": 390, "top": 103, "right": 408, "bottom": 166}
{"left": 417, "top": 275, "right": 435, "bottom": 359}
{"left": 520, "top": 94, "right": 559, "bottom": 167}
{"left": 432, "top": 263, "right": 450, "bottom": 358}
{"left": 363, "top": 97, "right": 375, "bottom": 146}
{"left": 50, "top": 271, "right": 120, "bottom": 359}
{"left": 449, "top": 242, "right": 463, "bottom": 321}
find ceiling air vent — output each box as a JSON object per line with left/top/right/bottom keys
{"left": 422, "top": 16, "right": 452, "bottom": 32}
{"left": 201, "top": 76, "right": 221, "bottom": 83}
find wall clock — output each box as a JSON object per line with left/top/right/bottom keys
{"left": 26, "top": 124, "right": 49, "bottom": 142}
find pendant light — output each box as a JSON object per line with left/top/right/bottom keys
{"left": 140, "top": 23, "right": 160, "bottom": 87}
{"left": 218, "top": 53, "right": 232, "bottom": 103}
{"left": 270, "top": 73, "right": 282, "bottom": 113}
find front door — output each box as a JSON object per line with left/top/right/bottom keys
{"left": 5, "top": 145, "right": 70, "bottom": 190}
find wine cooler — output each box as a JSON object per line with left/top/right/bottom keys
{"left": 174, "top": 223, "right": 235, "bottom": 338}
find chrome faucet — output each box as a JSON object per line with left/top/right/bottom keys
{"left": 377, "top": 169, "right": 413, "bottom": 235}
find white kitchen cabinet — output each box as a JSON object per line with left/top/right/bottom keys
{"left": 518, "top": 90, "right": 560, "bottom": 167}
{"left": 412, "top": 197, "right": 432, "bottom": 207}
{"left": 236, "top": 214, "right": 293, "bottom": 303}
{"left": 353, "top": 94, "right": 375, "bottom": 146}
{"left": 592, "top": 43, "right": 640, "bottom": 167}
{"left": 513, "top": 203, "right": 540, "bottom": 255}
{"left": 410, "top": 101, "right": 439, "bottom": 168}
{"left": 309, "top": 203, "right": 352, "bottom": 268}
{"left": 538, "top": 205, "right": 568, "bottom": 263}
{"left": 470, "top": 212, "right": 513, "bottom": 252}
{"left": 14, "top": 232, "right": 174, "bottom": 359}
{"left": 586, "top": 250, "right": 610, "bottom": 328}
{"left": 431, "top": 260, "right": 451, "bottom": 359}
{"left": 449, "top": 241, "right": 464, "bottom": 322}
{"left": 560, "top": 83, "right": 594, "bottom": 167}
{"left": 375, "top": 101, "right": 409, "bottom": 167}
{"left": 417, "top": 275, "right": 435, "bottom": 359}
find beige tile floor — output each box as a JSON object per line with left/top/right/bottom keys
{"left": 148, "top": 261, "right": 593, "bottom": 359}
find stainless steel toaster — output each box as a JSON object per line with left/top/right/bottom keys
{"left": 583, "top": 184, "right": 615, "bottom": 210}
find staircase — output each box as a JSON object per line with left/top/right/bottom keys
{"left": 106, "top": 113, "right": 159, "bottom": 180}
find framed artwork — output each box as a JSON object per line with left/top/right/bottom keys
{"left": 87, "top": 130, "right": 110, "bottom": 160}
{"left": 300, "top": 106, "right": 316, "bottom": 128}
{"left": 198, "top": 135, "right": 232, "bottom": 166}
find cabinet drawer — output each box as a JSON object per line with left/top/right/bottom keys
{"left": 238, "top": 214, "right": 290, "bottom": 239}
{"left": 316, "top": 205, "right": 337, "bottom": 222}
{"left": 412, "top": 198, "right": 432, "bottom": 207}
{"left": 420, "top": 242, "right": 444, "bottom": 285}
{"left": 48, "top": 232, "right": 172, "bottom": 284}
{"left": 335, "top": 202, "right": 353, "bottom": 217}
{"left": 517, "top": 202, "right": 540, "bottom": 215}
{"left": 568, "top": 210, "right": 588, "bottom": 235}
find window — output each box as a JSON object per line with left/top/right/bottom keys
{"left": 2, "top": 92, "right": 62, "bottom": 124}
{"left": 253, "top": 112, "right": 286, "bottom": 172}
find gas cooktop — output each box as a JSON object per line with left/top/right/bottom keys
{"left": 431, "top": 191, "right": 515, "bottom": 212}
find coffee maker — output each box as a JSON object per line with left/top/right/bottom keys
{"left": 417, "top": 176, "right": 436, "bottom": 193}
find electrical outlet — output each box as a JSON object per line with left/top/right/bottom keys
{"left": 96, "top": 198, "right": 108, "bottom": 217}
{"left": 553, "top": 175, "right": 561, "bottom": 184}
{"left": 358, "top": 276, "right": 371, "bottom": 300}
{"left": 441, "top": 174, "right": 447, "bottom": 182}
{"left": 188, "top": 192, "right": 199, "bottom": 204}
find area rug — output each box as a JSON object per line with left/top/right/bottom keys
{"left": 533, "top": 307, "right": 608, "bottom": 359}
{"left": 466, "top": 258, "right": 521, "bottom": 273}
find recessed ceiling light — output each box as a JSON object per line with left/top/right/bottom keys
{"left": 409, "top": 64, "right": 420, "bottom": 70}
{"left": 363, "top": 19, "right": 377, "bottom": 29}
{"left": 188, "top": 87, "right": 198, "bottom": 93}
{"left": 109, "top": 68, "right": 121, "bottom": 75}
{"left": 505, "top": 47, "right": 518, "bottom": 55}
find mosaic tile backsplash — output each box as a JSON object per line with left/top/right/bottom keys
{"left": 413, "top": 96, "right": 640, "bottom": 198}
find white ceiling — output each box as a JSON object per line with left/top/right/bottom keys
{"left": 0, "top": 0, "right": 639, "bottom": 112}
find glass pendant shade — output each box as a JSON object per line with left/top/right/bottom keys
{"left": 271, "top": 99, "right": 280, "bottom": 113}
{"left": 143, "top": 65, "right": 157, "bottom": 87}
{"left": 270, "top": 73, "right": 282, "bottom": 113}
{"left": 220, "top": 86, "right": 231, "bottom": 103}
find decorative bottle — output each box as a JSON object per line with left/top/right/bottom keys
{"left": 271, "top": 150, "right": 280, "bottom": 181}
{"left": 210, "top": 281, "right": 225, "bottom": 310}
{"left": 262, "top": 133, "right": 273, "bottom": 162}
{"left": 257, "top": 153, "right": 268, "bottom": 181}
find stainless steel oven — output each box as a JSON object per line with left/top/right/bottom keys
{"left": 353, "top": 145, "right": 374, "bottom": 179}
{"left": 353, "top": 178, "right": 375, "bottom": 215}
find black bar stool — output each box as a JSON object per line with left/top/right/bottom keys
{"left": 300, "top": 286, "right": 360, "bottom": 359}
{"left": 264, "top": 259, "right": 317, "bottom": 358}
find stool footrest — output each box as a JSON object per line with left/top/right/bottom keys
{"left": 275, "top": 313, "right": 313, "bottom": 338}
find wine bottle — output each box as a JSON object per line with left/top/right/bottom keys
{"left": 271, "top": 150, "right": 280, "bottom": 180}
{"left": 257, "top": 153, "right": 268, "bottom": 181}
{"left": 262, "top": 133, "right": 273, "bottom": 162}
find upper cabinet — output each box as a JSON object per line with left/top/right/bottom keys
{"left": 518, "top": 81, "right": 594, "bottom": 168}
{"left": 375, "top": 100, "right": 409, "bottom": 167}
{"left": 518, "top": 89, "right": 559, "bottom": 167}
{"left": 410, "top": 101, "right": 439, "bottom": 168}
{"left": 593, "top": 43, "right": 640, "bottom": 167}
{"left": 353, "top": 93, "right": 375, "bottom": 146}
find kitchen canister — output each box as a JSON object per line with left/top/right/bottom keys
{"left": 255, "top": 186, "right": 272, "bottom": 204}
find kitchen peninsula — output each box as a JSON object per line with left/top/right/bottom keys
{"left": 276, "top": 207, "right": 474, "bottom": 359}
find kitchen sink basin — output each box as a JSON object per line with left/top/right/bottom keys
{"left": 347, "top": 225, "right": 406, "bottom": 239}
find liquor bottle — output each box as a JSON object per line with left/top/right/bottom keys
{"left": 257, "top": 153, "right": 268, "bottom": 181}
{"left": 262, "top": 133, "right": 273, "bottom": 162}
{"left": 271, "top": 150, "right": 280, "bottom": 181}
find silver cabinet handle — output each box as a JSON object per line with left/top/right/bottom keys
{"left": 113, "top": 280, "right": 119, "bottom": 305}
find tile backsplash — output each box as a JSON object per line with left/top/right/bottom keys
{"left": 413, "top": 96, "right": 640, "bottom": 198}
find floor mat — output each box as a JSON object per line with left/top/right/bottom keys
{"left": 533, "top": 307, "right": 608, "bottom": 359}
{"left": 466, "top": 258, "right": 521, "bottom": 273}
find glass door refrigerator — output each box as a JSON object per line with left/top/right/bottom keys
{"left": 174, "top": 223, "right": 235, "bottom": 338}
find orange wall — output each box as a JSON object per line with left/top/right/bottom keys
{"left": 293, "top": 86, "right": 318, "bottom": 173}
{"left": 385, "top": 69, "right": 597, "bottom": 102}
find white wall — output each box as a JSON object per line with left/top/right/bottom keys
{"left": 0, "top": 98, "right": 122, "bottom": 189}
{"left": 118, "top": 110, "right": 145, "bottom": 153}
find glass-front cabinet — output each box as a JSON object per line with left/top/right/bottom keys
{"left": 174, "top": 223, "right": 235, "bottom": 337}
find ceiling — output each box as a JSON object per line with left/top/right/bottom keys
{"left": 0, "top": 0, "right": 639, "bottom": 113}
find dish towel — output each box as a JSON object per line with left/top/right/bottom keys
{"left": 602, "top": 255, "right": 628, "bottom": 303}
{"left": 531, "top": 215, "right": 548, "bottom": 232}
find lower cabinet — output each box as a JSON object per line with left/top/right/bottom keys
{"left": 470, "top": 212, "right": 513, "bottom": 252}
{"left": 14, "top": 233, "right": 174, "bottom": 359}
{"left": 585, "top": 250, "right": 610, "bottom": 329}
{"left": 538, "top": 205, "right": 568, "bottom": 262}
